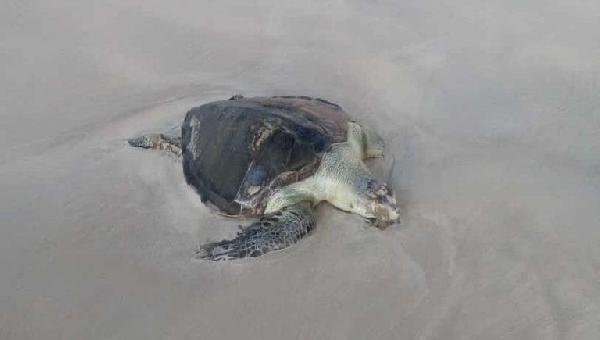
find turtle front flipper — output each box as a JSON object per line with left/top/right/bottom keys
{"left": 194, "top": 202, "right": 315, "bottom": 261}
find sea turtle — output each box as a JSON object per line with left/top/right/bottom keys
{"left": 128, "top": 95, "right": 399, "bottom": 260}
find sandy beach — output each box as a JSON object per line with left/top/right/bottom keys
{"left": 2, "top": 1, "right": 599, "bottom": 339}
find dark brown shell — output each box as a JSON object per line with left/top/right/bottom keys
{"left": 181, "top": 96, "right": 350, "bottom": 216}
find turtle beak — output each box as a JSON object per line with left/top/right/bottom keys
{"left": 369, "top": 216, "right": 398, "bottom": 230}
{"left": 378, "top": 155, "right": 401, "bottom": 228}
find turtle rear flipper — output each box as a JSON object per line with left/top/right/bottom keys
{"left": 194, "top": 202, "right": 315, "bottom": 261}
{"left": 128, "top": 133, "right": 182, "bottom": 156}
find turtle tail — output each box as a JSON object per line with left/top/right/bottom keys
{"left": 194, "top": 202, "right": 315, "bottom": 261}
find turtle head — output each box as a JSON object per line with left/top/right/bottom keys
{"left": 362, "top": 180, "right": 400, "bottom": 229}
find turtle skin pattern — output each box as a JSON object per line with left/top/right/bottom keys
{"left": 194, "top": 202, "right": 315, "bottom": 261}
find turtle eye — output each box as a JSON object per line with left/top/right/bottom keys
{"left": 366, "top": 180, "right": 384, "bottom": 196}
{"left": 376, "top": 184, "right": 392, "bottom": 196}
{"left": 366, "top": 180, "right": 394, "bottom": 203}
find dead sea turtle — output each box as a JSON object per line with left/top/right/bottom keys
{"left": 128, "top": 95, "right": 399, "bottom": 260}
